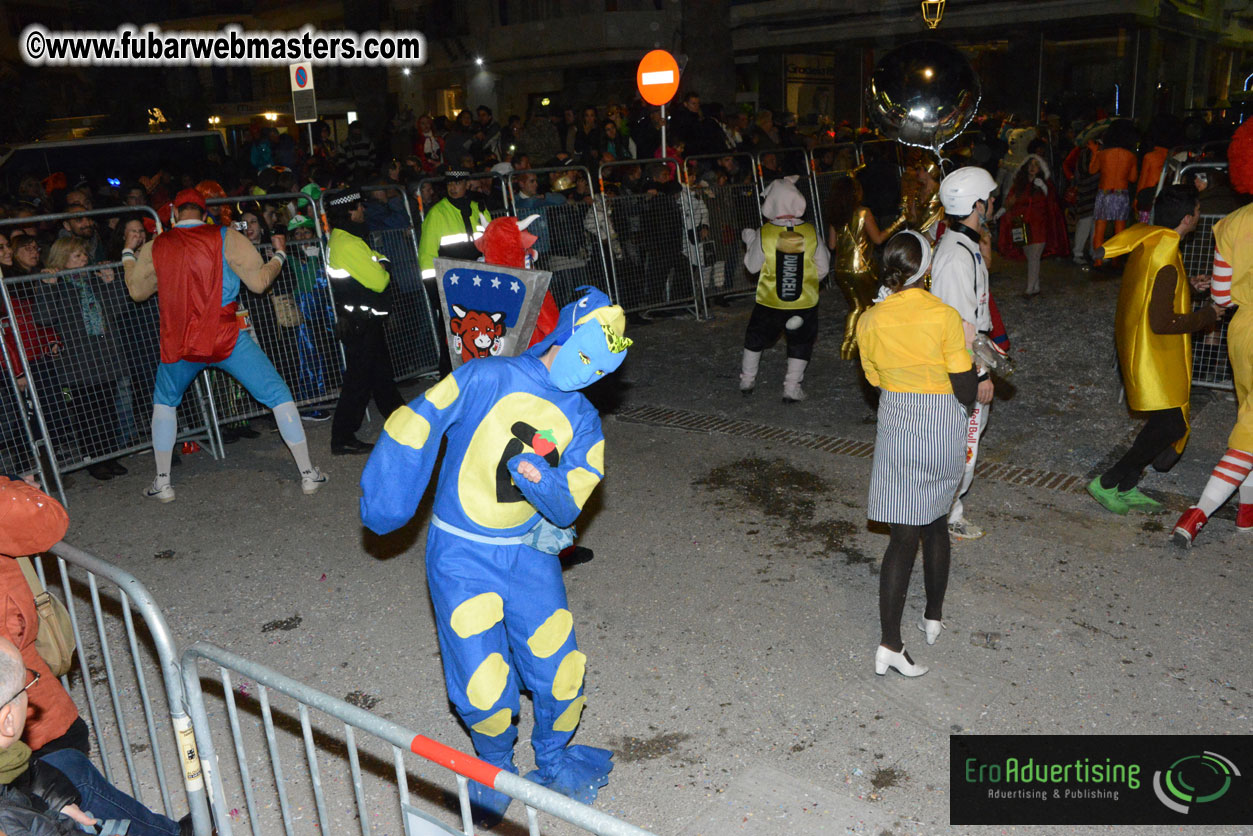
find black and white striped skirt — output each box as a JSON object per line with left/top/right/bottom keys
{"left": 868, "top": 390, "right": 968, "bottom": 525}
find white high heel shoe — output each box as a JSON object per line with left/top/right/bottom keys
{"left": 874, "top": 645, "right": 929, "bottom": 677}
{"left": 917, "top": 618, "right": 944, "bottom": 646}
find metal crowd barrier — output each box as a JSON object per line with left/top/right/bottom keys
{"left": 512, "top": 165, "right": 615, "bottom": 308}
{"left": 598, "top": 158, "right": 704, "bottom": 318}
{"left": 1178, "top": 212, "right": 1236, "bottom": 391}
{"left": 807, "top": 142, "right": 862, "bottom": 233}
{"left": 751, "top": 148, "right": 819, "bottom": 227}
{"left": 1, "top": 333, "right": 44, "bottom": 480}
{"left": 34, "top": 540, "right": 660, "bottom": 836}
{"left": 0, "top": 207, "right": 219, "bottom": 506}
{"left": 341, "top": 183, "right": 443, "bottom": 384}
{"left": 181, "top": 641, "right": 658, "bottom": 836}
{"left": 43, "top": 541, "right": 214, "bottom": 834}
{"left": 684, "top": 153, "right": 760, "bottom": 305}
{"left": 200, "top": 194, "right": 345, "bottom": 429}
{"left": 1154, "top": 159, "right": 1229, "bottom": 214}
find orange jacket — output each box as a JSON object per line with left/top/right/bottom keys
{"left": 0, "top": 477, "right": 79, "bottom": 750}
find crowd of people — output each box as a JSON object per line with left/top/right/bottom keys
{"left": 0, "top": 100, "right": 1245, "bottom": 492}
{"left": 0, "top": 94, "right": 1250, "bottom": 831}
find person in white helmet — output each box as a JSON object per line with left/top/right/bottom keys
{"left": 929, "top": 166, "right": 998, "bottom": 540}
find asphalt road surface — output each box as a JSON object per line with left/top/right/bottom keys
{"left": 55, "top": 256, "right": 1251, "bottom": 835}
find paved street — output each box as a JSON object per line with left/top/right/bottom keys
{"left": 57, "top": 255, "right": 1251, "bottom": 836}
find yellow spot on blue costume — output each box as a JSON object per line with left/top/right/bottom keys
{"left": 527, "top": 609, "right": 574, "bottom": 658}
{"left": 450, "top": 593, "right": 504, "bottom": 638}
{"left": 467, "top": 653, "right": 510, "bottom": 710}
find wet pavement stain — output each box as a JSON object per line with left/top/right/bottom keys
{"left": 695, "top": 457, "right": 873, "bottom": 568}
{"left": 694, "top": 457, "right": 828, "bottom": 523}
{"left": 610, "top": 731, "right": 692, "bottom": 762}
{"left": 345, "top": 691, "right": 381, "bottom": 710}
{"left": 800, "top": 518, "right": 874, "bottom": 566}
{"left": 870, "top": 766, "right": 907, "bottom": 792}
{"left": 261, "top": 614, "right": 302, "bottom": 633}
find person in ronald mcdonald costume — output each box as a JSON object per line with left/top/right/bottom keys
{"left": 738, "top": 176, "right": 831, "bottom": 402}
{"left": 1086, "top": 184, "right": 1224, "bottom": 515}
{"left": 359, "top": 286, "right": 630, "bottom": 824}
{"left": 1172, "top": 119, "right": 1253, "bottom": 547}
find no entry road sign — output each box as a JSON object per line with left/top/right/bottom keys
{"left": 636, "top": 50, "right": 680, "bottom": 106}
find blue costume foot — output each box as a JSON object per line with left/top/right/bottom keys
{"left": 465, "top": 754, "right": 517, "bottom": 829}
{"left": 526, "top": 745, "right": 614, "bottom": 804}
{"left": 467, "top": 779, "right": 514, "bottom": 829}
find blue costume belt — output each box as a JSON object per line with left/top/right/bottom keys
{"left": 430, "top": 515, "right": 575, "bottom": 554}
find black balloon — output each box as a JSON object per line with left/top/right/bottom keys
{"left": 865, "top": 40, "right": 981, "bottom": 151}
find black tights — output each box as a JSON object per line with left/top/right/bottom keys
{"left": 879, "top": 516, "right": 950, "bottom": 651}
{"left": 1099, "top": 407, "right": 1186, "bottom": 492}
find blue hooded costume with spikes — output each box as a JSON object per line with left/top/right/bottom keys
{"left": 359, "top": 287, "right": 630, "bottom": 821}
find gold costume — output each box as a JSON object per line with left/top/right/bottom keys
{"left": 831, "top": 207, "right": 904, "bottom": 359}
{"left": 1101, "top": 223, "right": 1193, "bottom": 452}
{"left": 902, "top": 160, "right": 944, "bottom": 240}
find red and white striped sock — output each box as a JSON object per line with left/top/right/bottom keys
{"left": 1211, "top": 247, "right": 1233, "bottom": 308}
{"left": 1197, "top": 448, "right": 1253, "bottom": 516}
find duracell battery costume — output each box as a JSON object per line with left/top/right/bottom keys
{"left": 738, "top": 176, "right": 831, "bottom": 402}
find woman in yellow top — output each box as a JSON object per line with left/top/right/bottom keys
{"left": 856, "top": 231, "right": 977, "bottom": 678}
{"left": 825, "top": 175, "right": 905, "bottom": 359}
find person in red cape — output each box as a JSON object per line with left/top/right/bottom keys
{"left": 996, "top": 154, "right": 1069, "bottom": 297}
{"left": 122, "top": 189, "right": 326, "bottom": 502}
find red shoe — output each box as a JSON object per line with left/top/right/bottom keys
{"left": 1237, "top": 503, "right": 1253, "bottom": 532}
{"left": 1172, "top": 506, "right": 1208, "bottom": 549}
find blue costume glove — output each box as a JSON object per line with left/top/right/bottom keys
{"left": 507, "top": 452, "right": 581, "bottom": 528}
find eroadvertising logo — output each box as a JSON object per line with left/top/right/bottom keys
{"left": 1152, "top": 751, "right": 1240, "bottom": 814}
{"left": 950, "top": 735, "right": 1252, "bottom": 825}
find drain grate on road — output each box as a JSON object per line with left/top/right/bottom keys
{"left": 615, "top": 404, "right": 1090, "bottom": 495}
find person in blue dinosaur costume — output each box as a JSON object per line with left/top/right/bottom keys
{"left": 359, "top": 286, "right": 631, "bottom": 825}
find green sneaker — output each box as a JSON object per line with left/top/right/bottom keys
{"left": 1087, "top": 476, "right": 1130, "bottom": 515}
{"left": 1118, "top": 486, "right": 1163, "bottom": 512}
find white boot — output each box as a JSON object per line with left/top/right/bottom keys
{"left": 739, "top": 349, "right": 761, "bottom": 394}
{"left": 782, "top": 358, "right": 808, "bottom": 402}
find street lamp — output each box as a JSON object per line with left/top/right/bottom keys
{"left": 921, "top": 0, "right": 945, "bottom": 29}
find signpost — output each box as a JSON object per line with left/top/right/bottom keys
{"left": 289, "top": 62, "right": 317, "bottom": 153}
{"left": 636, "top": 49, "right": 680, "bottom": 160}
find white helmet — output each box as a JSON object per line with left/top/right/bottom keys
{"left": 939, "top": 166, "right": 998, "bottom": 216}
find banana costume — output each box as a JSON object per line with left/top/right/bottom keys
{"left": 1101, "top": 223, "right": 1193, "bottom": 451}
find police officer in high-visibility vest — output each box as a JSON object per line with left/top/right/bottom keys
{"left": 739, "top": 176, "right": 830, "bottom": 402}
{"left": 418, "top": 167, "right": 491, "bottom": 375}
{"left": 325, "top": 188, "right": 405, "bottom": 455}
